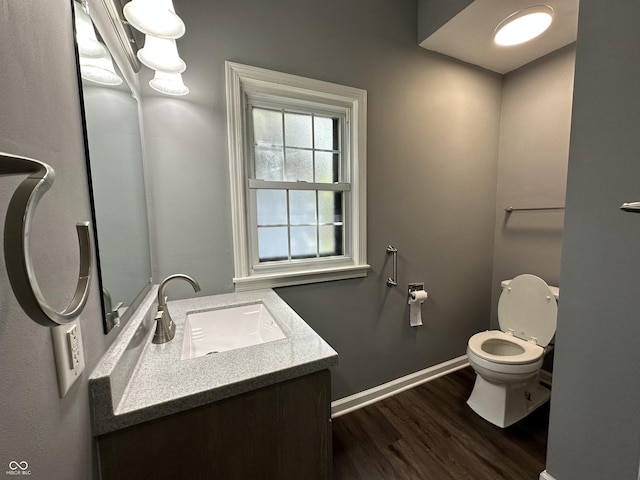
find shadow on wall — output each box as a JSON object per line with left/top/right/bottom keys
{"left": 501, "top": 210, "right": 565, "bottom": 235}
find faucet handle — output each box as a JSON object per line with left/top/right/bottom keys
{"left": 153, "top": 308, "right": 175, "bottom": 344}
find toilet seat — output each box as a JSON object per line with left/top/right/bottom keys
{"left": 467, "top": 274, "right": 557, "bottom": 366}
{"left": 468, "top": 330, "right": 543, "bottom": 365}
{"left": 498, "top": 274, "right": 557, "bottom": 347}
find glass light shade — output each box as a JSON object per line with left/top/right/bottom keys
{"left": 80, "top": 53, "right": 123, "bottom": 86}
{"left": 494, "top": 5, "right": 554, "bottom": 46}
{"left": 123, "top": 0, "right": 185, "bottom": 39}
{"left": 137, "top": 35, "right": 186, "bottom": 73}
{"left": 149, "top": 71, "right": 189, "bottom": 96}
{"left": 74, "top": 2, "right": 106, "bottom": 58}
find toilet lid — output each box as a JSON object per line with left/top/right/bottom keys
{"left": 498, "top": 274, "right": 557, "bottom": 347}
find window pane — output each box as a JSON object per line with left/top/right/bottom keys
{"left": 284, "top": 112, "right": 312, "bottom": 148}
{"left": 289, "top": 190, "right": 316, "bottom": 225}
{"left": 319, "top": 225, "right": 343, "bottom": 256}
{"left": 253, "top": 108, "right": 283, "bottom": 146}
{"left": 318, "top": 191, "right": 342, "bottom": 223}
{"left": 285, "top": 148, "right": 313, "bottom": 182}
{"left": 258, "top": 226, "right": 288, "bottom": 261}
{"left": 254, "top": 146, "right": 284, "bottom": 181}
{"left": 290, "top": 226, "right": 317, "bottom": 259}
{"left": 314, "top": 151, "right": 339, "bottom": 183}
{"left": 257, "top": 190, "right": 287, "bottom": 225}
{"left": 314, "top": 116, "right": 338, "bottom": 150}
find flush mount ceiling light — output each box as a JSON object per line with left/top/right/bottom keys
{"left": 494, "top": 5, "right": 554, "bottom": 46}
{"left": 149, "top": 71, "right": 189, "bottom": 96}
{"left": 123, "top": 0, "right": 185, "bottom": 39}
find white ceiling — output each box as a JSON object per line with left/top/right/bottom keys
{"left": 419, "top": 0, "right": 580, "bottom": 74}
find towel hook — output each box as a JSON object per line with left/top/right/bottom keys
{"left": 1, "top": 152, "right": 92, "bottom": 327}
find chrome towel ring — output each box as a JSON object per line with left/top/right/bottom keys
{"left": 1, "top": 152, "right": 92, "bottom": 327}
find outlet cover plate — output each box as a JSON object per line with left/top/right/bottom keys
{"left": 51, "top": 318, "right": 85, "bottom": 397}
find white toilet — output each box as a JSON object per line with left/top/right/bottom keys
{"left": 466, "top": 274, "right": 559, "bottom": 428}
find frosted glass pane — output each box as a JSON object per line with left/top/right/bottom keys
{"left": 314, "top": 151, "right": 338, "bottom": 183}
{"left": 318, "top": 191, "right": 342, "bottom": 223}
{"left": 258, "top": 227, "right": 288, "bottom": 261}
{"left": 256, "top": 190, "right": 287, "bottom": 225}
{"left": 284, "top": 112, "right": 312, "bottom": 148}
{"left": 252, "top": 108, "right": 282, "bottom": 146}
{"left": 319, "top": 225, "right": 343, "bottom": 256}
{"left": 314, "top": 116, "right": 338, "bottom": 150}
{"left": 285, "top": 149, "right": 313, "bottom": 182}
{"left": 254, "top": 147, "right": 284, "bottom": 181}
{"left": 289, "top": 190, "right": 316, "bottom": 225}
{"left": 290, "top": 226, "right": 317, "bottom": 259}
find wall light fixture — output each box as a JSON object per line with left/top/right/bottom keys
{"left": 149, "top": 71, "right": 189, "bottom": 96}
{"left": 123, "top": 0, "right": 185, "bottom": 39}
{"left": 122, "top": 0, "right": 189, "bottom": 95}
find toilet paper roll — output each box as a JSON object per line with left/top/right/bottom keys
{"left": 410, "top": 290, "right": 428, "bottom": 303}
{"left": 408, "top": 290, "right": 428, "bottom": 327}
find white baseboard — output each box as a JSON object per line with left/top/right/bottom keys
{"left": 331, "top": 355, "right": 470, "bottom": 418}
{"left": 539, "top": 470, "right": 556, "bottom": 480}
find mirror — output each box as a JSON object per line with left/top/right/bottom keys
{"left": 73, "top": 0, "right": 152, "bottom": 333}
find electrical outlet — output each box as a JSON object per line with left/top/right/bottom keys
{"left": 51, "top": 318, "right": 85, "bottom": 398}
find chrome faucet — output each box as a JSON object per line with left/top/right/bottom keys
{"left": 153, "top": 274, "right": 201, "bottom": 344}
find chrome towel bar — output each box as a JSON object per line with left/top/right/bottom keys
{"left": 505, "top": 206, "right": 565, "bottom": 213}
{"left": 1, "top": 152, "right": 92, "bottom": 327}
{"left": 620, "top": 201, "right": 640, "bottom": 213}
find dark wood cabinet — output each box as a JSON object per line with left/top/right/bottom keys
{"left": 97, "top": 369, "right": 331, "bottom": 480}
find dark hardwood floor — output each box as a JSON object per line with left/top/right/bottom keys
{"left": 332, "top": 367, "right": 549, "bottom": 480}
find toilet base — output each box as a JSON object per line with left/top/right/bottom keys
{"left": 467, "top": 373, "right": 550, "bottom": 428}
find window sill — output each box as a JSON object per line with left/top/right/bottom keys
{"left": 233, "top": 264, "right": 370, "bottom": 292}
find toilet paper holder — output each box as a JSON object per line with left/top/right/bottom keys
{"left": 408, "top": 282, "right": 425, "bottom": 303}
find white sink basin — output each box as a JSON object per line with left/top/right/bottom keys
{"left": 181, "top": 303, "right": 286, "bottom": 360}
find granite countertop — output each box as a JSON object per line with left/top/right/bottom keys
{"left": 89, "top": 288, "right": 338, "bottom": 436}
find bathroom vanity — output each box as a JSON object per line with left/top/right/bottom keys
{"left": 89, "top": 288, "right": 337, "bottom": 480}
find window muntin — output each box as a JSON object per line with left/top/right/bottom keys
{"left": 248, "top": 104, "right": 346, "bottom": 264}
{"left": 250, "top": 106, "right": 341, "bottom": 183}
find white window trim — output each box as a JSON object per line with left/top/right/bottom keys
{"left": 225, "top": 61, "right": 369, "bottom": 291}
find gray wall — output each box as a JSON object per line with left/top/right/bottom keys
{"left": 490, "top": 45, "right": 576, "bottom": 328}
{"left": 0, "top": 1, "right": 125, "bottom": 478}
{"left": 142, "top": 0, "right": 503, "bottom": 399}
{"left": 545, "top": 0, "right": 640, "bottom": 479}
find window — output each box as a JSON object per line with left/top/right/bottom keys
{"left": 226, "top": 62, "right": 368, "bottom": 290}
